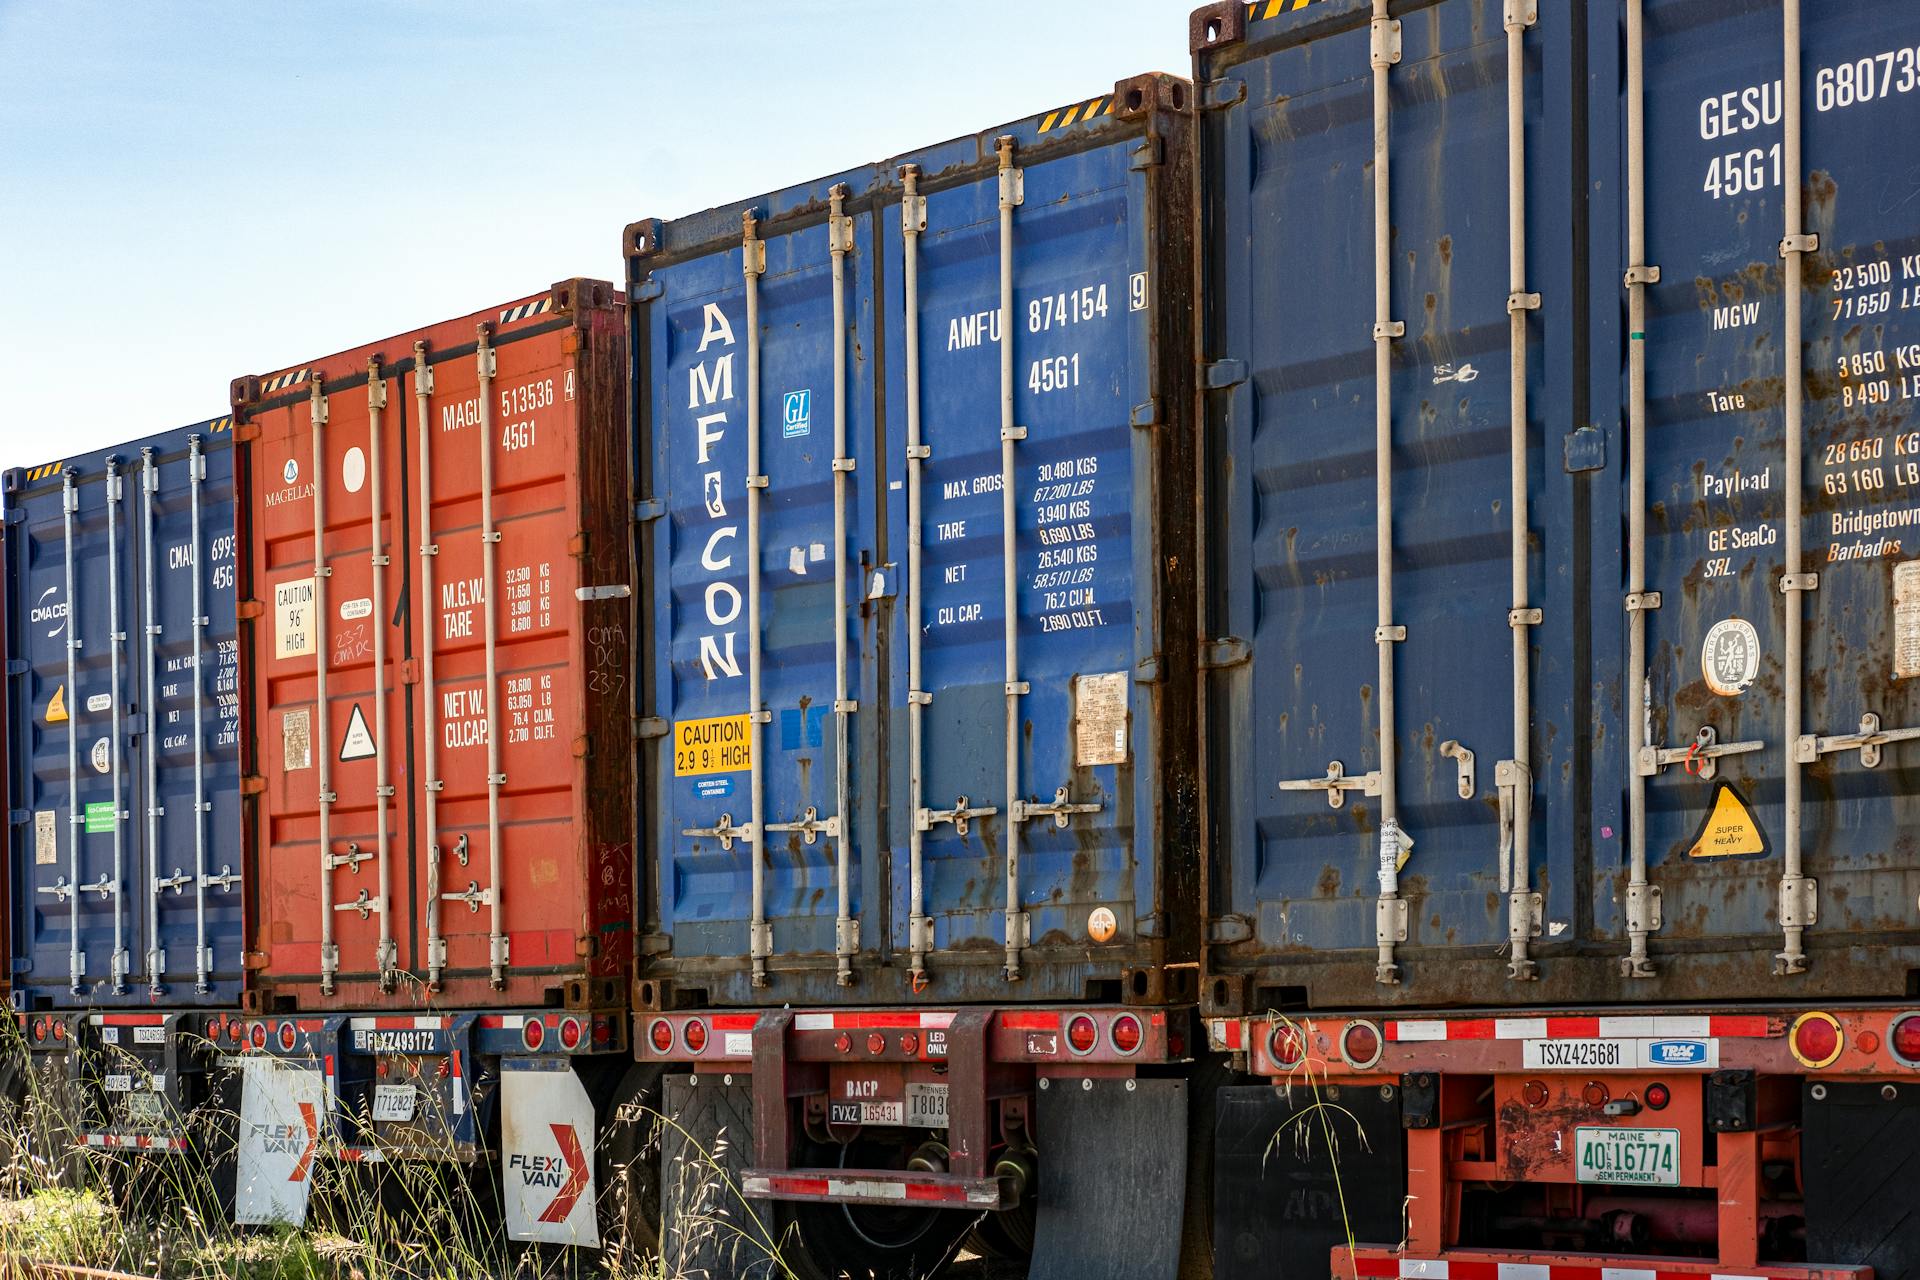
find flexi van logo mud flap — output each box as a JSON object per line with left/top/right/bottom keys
{"left": 234, "top": 1057, "right": 325, "bottom": 1226}
{"left": 501, "top": 1058, "right": 599, "bottom": 1247}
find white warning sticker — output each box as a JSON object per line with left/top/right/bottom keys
{"left": 1074, "top": 671, "right": 1129, "bottom": 767}
{"left": 283, "top": 708, "right": 312, "bottom": 772}
{"left": 1895, "top": 561, "right": 1920, "bottom": 679}
{"left": 274, "top": 578, "right": 317, "bottom": 660}
{"left": 34, "top": 810, "right": 56, "bottom": 865}
{"left": 234, "top": 1057, "right": 324, "bottom": 1227}
{"left": 340, "top": 704, "right": 376, "bottom": 761}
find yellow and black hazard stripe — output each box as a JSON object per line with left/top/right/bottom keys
{"left": 1246, "top": 0, "right": 1322, "bottom": 18}
{"left": 499, "top": 296, "right": 555, "bottom": 325}
{"left": 1038, "top": 93, "right": 1117, "bottom": 135}
{"left": 21, "top": 462, "right": 64, "bottom": 482}
{"left": 260, "top": 367, "right": 310, "bottom": 395}
{"left": 207, "top": 416, "right": 233, "bottom": 433}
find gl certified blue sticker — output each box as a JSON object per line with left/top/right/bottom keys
{"left": 1644, "top": 1040, "right": 1709, "bottom": 1066}
{"left": 695, "top": 776, "right": 734, "bottom": 799}
{"left": 782, "top": 389, "right": 812, "bottom": 438}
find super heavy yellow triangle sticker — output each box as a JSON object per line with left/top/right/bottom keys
{"left": 1686, "top": 781, "right": 1770, "bottom": 860}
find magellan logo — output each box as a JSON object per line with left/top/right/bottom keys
{"left": 1646, "top": 1039, "right": 1709, "bottom": 1066}
{"left": 283, "top": 459, "right": 299, "bottom": 484}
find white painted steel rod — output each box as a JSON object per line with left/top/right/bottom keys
{"left": 997, "top": 136, "right": 1028, "bottom": 983}
{"left": 415, "top": 346, "right": 448, "bottom": 987}
{"left": 311, "top": 380, "right": 338, "bottom": 993}
{"left": 366, "top": 361, "right": 396, "bottom": 988}
{"left": 474, "top": 328, "right": 509, "bottom": 988}
{"left": 104, "top": 458, "right": 127, "bottom": 992}
{"left": 828, "top": 184, "right": 857, "bottom": 986}
{"left": 902, "top": 164, "right": 933, "bottom": 984}
{"left": 743, "top": 212, "right": 771, "bottom": 987}
{"left": 141, "top": 452, "right": 164, "bottom": 990}
{"left": 189, "top": 436, "right": 211, "bottom": 992}
{"left": 1505, "top": 0, "right": 1539, "bottom": 981}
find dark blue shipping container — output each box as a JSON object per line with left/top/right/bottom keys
{"left": 5, "top": 419, "right": 243, "bottom": 1008}
{"left": 630, "top": 75, "right": 1199, "bottom": 1008}
{"left": 1198, "top": 0, "right": 1920, "bottom": 1012}
{"left": 1195, "top": 0, "right": 1591, "bottom": 1010}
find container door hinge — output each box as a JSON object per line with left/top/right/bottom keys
{"left": 634, "top": 498, "right": 665, "bottom": 522}
{"left": 1205, "top": 360, "right": 1247, "bottom": 390}
{"left": 1129, "top": 400, "right": 1159, "bottom": 429}
{"left": 237, "top": 599, "right": 264, "bottom": 621}
{"left": 5, "top": 659, "right": 26, "bottom": 677}
{"left": 1130, "top": 136, "right": 1164, "bottom": 170}
{"left": 1202, "top": 637, "right": 1251, "bottom": 669}
{"left": 1564, "top": 426, "right": 1607, "bottom": 473}
{"left": 1281, "top": 759, "right": 1382, "bottom": 809}
{"left": 637, "top": 716, "right": 670, "bottom": 739}
{"left": 1203, "top": 78, "right": 1247, "bottom": 110}
{"left": 1207, "top": 915, "right": 1254, "bottom": 945}
{"left": 640, "top": 932, "right": 673, "bottom": 957}
{"left": 633, "top": 279, "right": 664, "bottom": 303}
{"left": 1134, "top": 912, "right": 1165, "bottom": 939}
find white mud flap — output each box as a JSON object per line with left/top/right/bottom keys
{"left": 234, "top": 1057, "right": 325, "bottom": 1226}
{"left": 502, "top": 1058, "right": 600, "bottom": 1247}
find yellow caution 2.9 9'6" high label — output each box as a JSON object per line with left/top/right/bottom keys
{"left": 675, "top": 714, "right": 753, "bottom": 776}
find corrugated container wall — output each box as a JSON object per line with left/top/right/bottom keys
{"left": 233, "top": 282, "right": 632, "bottom": 1013}
{"left": 1195, "top": 0, "right": 1593, "bottom": 1011}
{"left": 1586, "top": 0, "right": 1920, "bottom": 998}
{"left": 5, "top": 420, "right": 243, "bottom": 1008}
{"left": 631, "top": 75, "right": 1200, "bottom": 1008}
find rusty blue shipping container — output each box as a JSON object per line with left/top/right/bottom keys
{"left": 630, "top": 74, "right": 1200, "bottom": 1009}
{"left": 1197, "top": 0, "right": 1920, "bottom": 1014}
{"left": 5, "top": 419, "right": 243, "bottom": 1009}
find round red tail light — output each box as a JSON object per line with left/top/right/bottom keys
{"left": 249, "top": 1021, "right": 268, "bottom": 1051}
{"left": 1066, "top": 1016, "right": 1099, "bottom": 1055}
{"left": 1791, "top": 1011, "right": 1843, "bottom": 1069}
{"left": 1644, "top": 1082, "right": 1671, "bottom": 1110}
{"left": 648, "top": 1019, "right": 674, "bottom": 1054}
{"left": 1110, "top": 1014, "right": 1143, "bottom": 1056}
{"left": 522, "top": 1019, "right": 545, "bottom": 1052}
{"left": 1269, "top": 1023, "right": 1305, "bottom": 1068}
{"left": 276, "top": 1021, "right": 297, "bottom": 1052}
{"left": 1341, "top": 1021, "right": 1383, "bottom": 1070}
{"left": 1890, "top": 1014, "right": 1920, "bottom": 1066}
{"left": 900, "top": 1032, "right": 920, "bottom": 1057}
{"left": 559, "top": 1017, "right": 583, "bottom": 1051}
{"left": 30, "top": 1018, "right": 46, "bottom": 1044}
{"left": 50, "top": 1020, "right": 65, "bottom": 1043}
{"left": 684, "top": 1019, "right": 709, "bottom": 1054}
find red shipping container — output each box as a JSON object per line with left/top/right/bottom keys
{"left": 232, "top": 281, "right": 631, "bottom": 1013}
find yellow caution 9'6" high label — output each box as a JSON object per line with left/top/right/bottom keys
{"left": 674, "top": 714, "right": 753, "bottom": 776}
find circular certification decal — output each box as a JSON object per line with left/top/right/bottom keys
{"left": 1087, "top": 906, "right": 1118, "bottom": 944}
{"left": 91, "top": 737, "right": 111, "bottom": 774}
{"left": 1702, "top": 618, "right": 1761, "bottom": 696}
{"left": 342, "top": 446, "right": 366, "bottom": 494}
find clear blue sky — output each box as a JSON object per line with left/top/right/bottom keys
{"left": 0, "top": 1, "right": 1191, "bottom": 463}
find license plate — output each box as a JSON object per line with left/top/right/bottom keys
{"left": 1575, "top": 1126, "right": 1680, "bottom": 1187}
{"left": 103, "top": 1074, "right": 131, "bottom": 1094}
{"left": 828, "top": 1099, "right": 905, "bottom": 1127}
{"left": 372, "top": 1084, "right": 417, "bottom": 1123}
{"left": 906, "top": 1083, "right": 949, "bottom": 1128}
{"left": 123, "top": 1091, "right": 165, "bottom": 1123}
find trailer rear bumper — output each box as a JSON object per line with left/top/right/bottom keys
{"left": 741, "top": 1168, "right": 1012, "bottom": 1209}
{"left": 1340, "top": 1248, "right": 1871, "bottom": 1280}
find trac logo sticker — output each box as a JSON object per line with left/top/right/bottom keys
{"left": 1645, "top": 1039, "right": 1711, "bottom": 1067}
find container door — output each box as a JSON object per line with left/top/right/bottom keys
{"left": 413, "top": 318, "right": 614, "bottom": 1002}
{"left": 880, "top": 121, "right": 1164, "bottom": 993}
{"left": 8, "top": 462, "right": 142, "bottom": 1000}
{"left": 1617, "top": 0, "right": 1920, "bottom": 974}
{"left": 140, "top": 428, "right": 244, "bottom": 997}
{"left": 1202, "top": 0, "right": 1581, "bottom": 999}
{"left": 641, "top": 195, "right": 881, "bottom": 996}
{"left": 248, "top": 370, "right": 410, "bottom": 998}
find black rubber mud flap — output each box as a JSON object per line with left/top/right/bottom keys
{"left": 1212, "top": 1082, "right": 1407, "bottom": 1280}
{"left": 1805, "top": 1080, "right": 1920, "bottom": 1279}
{"left": 661, "top": 1074, "right": 786, "bottom": 1280}
{"left": 1029, "top": 1077, "right": 1189, "bottom": 1280}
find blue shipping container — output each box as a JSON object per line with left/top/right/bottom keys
{"left": 631, "top": 75, "right": 1200, "bottom": 1007}
{"left": 5, "top": 419, "right": 243, "bottom": 1007}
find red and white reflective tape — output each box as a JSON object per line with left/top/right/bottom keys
{"left": 1355, "top": 1257, "right": 1825, "bottom": 1280}
{"left": 450, "top": 1050, "right": 467, "bottom": 1116}
{"left": 336, "top": 1146, "right": 387, "bottom": 1164}
{"left": 348, "top": 1016, "right": 449, "bottom": 1031}
{"left": 792, "top": 1011, "right": 957, "bottom": 1032}
{"left": 90, "top": 1013, "right": 167, "bottom": 1027}
{"left": 82, "top": 1132, "right": 187, "bottom": 1152}
{"left": 743, "top": 1172, "right": 998, "bottom": 1207}
{"left": 1387, "top": 1015, "right": 1771, "bottom": 1042}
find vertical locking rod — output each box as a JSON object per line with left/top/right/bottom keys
{"left": 997, "top": 136, "right": 1028, "bottom": 982}
{"left": 828, "top": 184, "right": 858, "bottom": 986}
{"left": 104, "top": 459, "right": 128, "bottom": 992}
{"left": 415, "top": 345, "right": 448, "bottom": 987}
{"left": 1504, "top": 0, "right": 1540, "bottom": 981}
{"left": 474, "top": 327, "right": 509, "bottom": 987}
{"left": 1777, "top": 0, "right": 1815, "bottom": 974}
{"left": 367, "top": 361, "right": 396, "bottom": 987}
{"left": 141, "top": 452, "right": 165, "bottom": 990}
{"left": 61, "top": 469, "right": 83, "bottom": 993}
{"left": 189, "top": 438, "right": 212, "bottom": 991}
{"left": 743, "top": 212, "right": 772, "bottom": 987}
{"left": 1369, "top": 0, "right": 1407, "bottom": 985}
{"left": 311, "top": 379, "right": 339, "bottom": 993}
{"left": 902, "top": 164, "right": 934, "bottom": 983}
